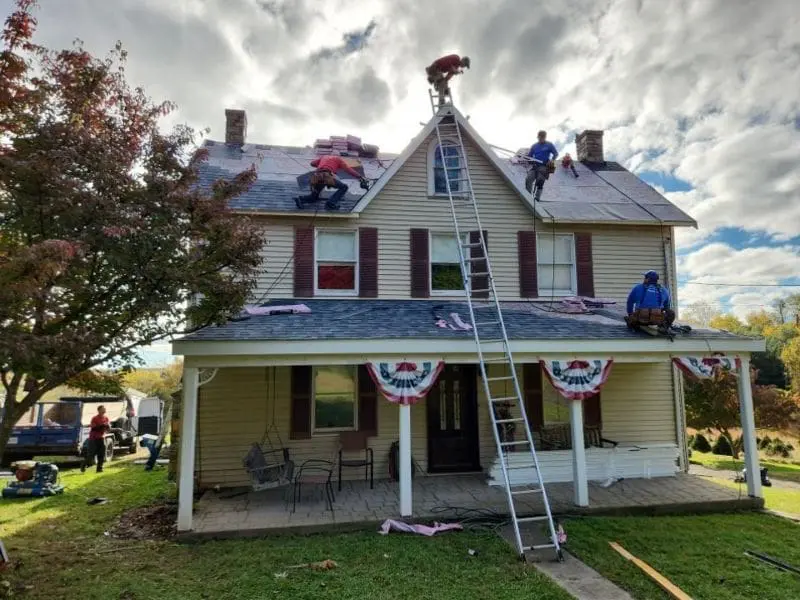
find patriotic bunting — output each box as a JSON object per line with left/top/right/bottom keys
{"left": 673, "top": 356, "right": 741, "bottom": 380}
{"left": 540, "top": 359, "right": 614, "bottom": 401}
{"left": 366, "top": 361, "right": 445, "bottom": 406}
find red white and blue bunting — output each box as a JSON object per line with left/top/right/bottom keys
{"left": 366, "top": 361, "right": 445, "bottom": 406}
{"left": 540, "top": 359, "right": 614, "bottom": 401}
{"left": 673, "top": 356, "right": 741, "bottom": 380}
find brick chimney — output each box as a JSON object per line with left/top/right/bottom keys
{"left": 575, "top": 129, "right": 604, "bottom": 163}
{"left": 225, "top": 108, "right": 247, "bottom": 145}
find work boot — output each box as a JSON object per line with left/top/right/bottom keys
{"left": 534, "top": 188, "right": 542, "bottom": 201}
{"left": 294, "top": 197, "right": 304, "bottom": 210}
{"left": 325, "top": 202, "right": 339, "bottom": 211}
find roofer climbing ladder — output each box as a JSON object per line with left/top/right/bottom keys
{"left": 427, "top": 80, "right": 563, "bottom": 562}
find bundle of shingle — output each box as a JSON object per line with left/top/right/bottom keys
{"left": 313, "top": 134, "right": 380, "bottom": 158}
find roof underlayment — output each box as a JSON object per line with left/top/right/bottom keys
{"left": 197, "top": 109, "right": 697, "bottom": 227}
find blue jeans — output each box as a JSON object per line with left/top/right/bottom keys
{"left": 298, "top": 174, "right": 348, "bottom": 208}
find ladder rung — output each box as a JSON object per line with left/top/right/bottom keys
{"left": 517, "top": 515, "right": 549, "bottom": 522}
{"left": 470, "top": 271, "right": 490, "bottom": 278}
{"left": 503, "top": 464, "right": 538, "bottom": 471}
{"left": 461, "top": 241, "right": 483, "bottom": 248}
{"left": 525, "top": 544, "right": 557, "bottom": 551}
{"left": 465, "top": 256, "right": 487, "bottom": 262}
{"left": 487, "top": 375, "right": 514, "bottom": 382}
{"left": 495, "top": 418, "right": 525, "bottom": 424}
{"left": 471, "top": 289, "right": 492, "bottom": 295}
{"left": 490, "top": 396, "right": 517, "bottom": 403}
{"left": 500, "top": 440, "right": 530, "bottom": 447}
{"left": 511, "top": 489, "right": 543, "bottom": 496}
{"left": 474, "top": 320, "right": 500, "bottom": 327}
{"left": 482, "top": 356, "right": 509, "bottom": 363}
{"left": 479, "top": 338, "right": 505, "bottom": 344}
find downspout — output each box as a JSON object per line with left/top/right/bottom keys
{"left": 664, "top": 228, "right": 688, "bottom": 472}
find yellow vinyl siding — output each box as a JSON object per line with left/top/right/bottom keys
{"left": 195, "top": 362, "right": 677, "bottom": 488}
{"left": 250, "top": 133, "right": 670, "bottom": 303}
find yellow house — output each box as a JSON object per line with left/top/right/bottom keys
{"left": 171, "top": 106, "right": 764, "bottom": 535}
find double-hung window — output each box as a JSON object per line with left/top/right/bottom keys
{"left": 430, "top": 232, "right": 468, "bottom": 295}
{"left": 536, "top": 234, "right": 576, "bottom": 296}
{"left": 313, "top": 366, "right": 357, "bottom": 433}
{"left": 315, "top": 230, "right": 358, "bottom": 294}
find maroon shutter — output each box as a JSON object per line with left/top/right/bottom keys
{"left": 518, "top": 231, "right": 538, "bottom": 298}
{"left": 523, "top": 363, "right": 544, "bottom": 431}
{"left": 584, "top": 393, "right": 602, "bottom": 428}
{"left": 359, "top": 228, "right": 379, "bottom": 298}
{"left": 575, "top": 233, "right": 594, "bottom": 297}
{"left": 289, "top": 366, "right": 312, "bottom": 440}
{"left": 470, "top": 230, "right": 489, "bottom": 298}
{"left": 294, "top": 226, "right": 314, "bottom": 297}
{"left": 358, "top": 365, "right": 378, "bottom": 436}
{"left": 410, "top": 228, "right": 430, "bottom": 298}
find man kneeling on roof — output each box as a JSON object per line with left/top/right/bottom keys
{"left": 525, "top": 130, "right": 558, "bottom": 201}
{"left": 425, "top": 54, "right": 471, "bottom": 106}
{"left": 625, "top": 270, "right": 675, "bottom": 331}
{"left": 295, "top": 155, "right": 369, "bottom": 211}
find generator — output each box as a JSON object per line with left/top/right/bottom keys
{"left": 2, "top": 461, "right": 64, "bottom": 498}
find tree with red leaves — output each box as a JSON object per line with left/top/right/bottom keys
{"left": 0, "top": 1, "right": 263, "bottom": 461}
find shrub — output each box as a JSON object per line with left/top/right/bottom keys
{"left": 687, "top": 434, "right": 695, "bottom": 449}
{"left": 767, "top": 438, "right": 794, "bottom": 458}
{"left": 759, "top": 436, "right": 772, "bottom": 450}
{"left": 712, "top": 435, "right": 733, "bottom": 456}
{"left": 692, "top": 433, "right": 712, "bottom": 453}
{"left": 733, "top": 435, "right": 744, "bottom": 456}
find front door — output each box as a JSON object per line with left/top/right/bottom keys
{"left": 426, "top": 365, "right": 481, "bottom": 473}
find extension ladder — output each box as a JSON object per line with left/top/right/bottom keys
{"left": 428, "top": 89, "right": 563, "bottom": 562}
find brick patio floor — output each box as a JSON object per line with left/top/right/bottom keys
{"left": 189, "top": 473, "right": 762, "bottom": 538}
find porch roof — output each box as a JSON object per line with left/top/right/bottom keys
{"left": 172, "top": 299, "right": 764, "bottom": 359}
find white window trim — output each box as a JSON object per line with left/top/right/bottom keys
{"left": 426, "top": 137, "right": 467, "bottom": 197}
{"left": 430, "top": 231, "right": 469, "bottom": 297}
{"left": 314, "top": 228, "right": 359, "bottom": 297}
{"left": 311, "top": 365, "right": 358, "bottom": 435}
{"left": 536, "top": 232, "right": 577, "bottom": 297}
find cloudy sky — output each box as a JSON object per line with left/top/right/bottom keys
{"left": 7, "top": 0, "right": 799, "bottom": 366}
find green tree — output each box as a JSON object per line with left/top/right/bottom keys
{"left": 0, "top": 2, "right": 263, "bottom": 461}
{"left": 782, "top": 337, "right": 800, "bottom": 393}
{"left": 709, "top": 314, "right": 746, "bottom": 334}
{"left": 683, "top": 367, "right": 798, "bottom": 458}
{"left": 124, "top": 360, "right": 183, "bottom": 400}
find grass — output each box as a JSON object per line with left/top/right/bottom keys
{"left": 565, "top": 512, "right": 800, "bottom": 600}
{"left": 708, "top": 477, "right": 800, "bottom": 517}
{"left": 0, "top": 459, "right": 571, "bottom": 600}
{"left": 690, "top": 450, "right": 800, "bottom": 483}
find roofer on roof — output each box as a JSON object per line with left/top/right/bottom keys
{"left": 625, "top": 270, "right": 676, "bottom": 332}
{"left": 425, "top": 54, "right": 471, "bottom": 106}
{"left": 295, "top": 155, "right": 369, "bottom": 211}
{"left": 525, "top": 130, "right": 559, "bottom": 201}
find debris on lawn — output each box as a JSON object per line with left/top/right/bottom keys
{"left": 274, "top": 572, "right": 288, "bottom": 580}
{"left": 87, "top": 497, "right": 109, "bottom": 505}
{"left": 468, "top": 548, "right": 479, "bottom": 556}
{"left": 286, "top": 559, "right": 338, "bottom": 571}
{"left": 110, "top": 502, "right": 177, "bottom": 540}
{"left": 378, "top": 519, "right": 463, "bottom": 537}
{"left": 609, "top": 541, "right": 693, "bottom": 600}
{"left": 744, "top": 550, "right": 800, "bottom": 576}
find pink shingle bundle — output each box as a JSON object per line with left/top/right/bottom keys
{"left": 313, "top": 135, "right": 380, "bottom": 158}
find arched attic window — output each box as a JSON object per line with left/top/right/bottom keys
{"left": 427, "top": 137, "right": 465, "bottom": 196}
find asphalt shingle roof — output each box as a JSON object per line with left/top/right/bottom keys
{"left": 179, "top": 299, "right": 749, "bottom": 343}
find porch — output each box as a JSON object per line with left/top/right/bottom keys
{"left": 188, "top": 472, "right": 761, "bottom": 538}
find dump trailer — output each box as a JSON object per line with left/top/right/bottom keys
{"left": 2, "top": 396, "right": 138, "bottom": 467}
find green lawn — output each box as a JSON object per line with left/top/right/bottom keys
{"left": 690, "top": 450, "right": 800, "bottom": 483}
{"left": 708, "top": 477, "right": 800, "bottom": 517}
{"left": 0, "top": 459, "right": 571, "bottom": 600}
{"left": 566, "top": 513, "right": 800, "bottom": 600}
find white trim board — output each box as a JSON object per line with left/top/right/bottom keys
{"left": 173, "top": 335, "right": 761, "bottom": 363}
{"left": 487, "top": 444, "right": 680, "bottom": 486}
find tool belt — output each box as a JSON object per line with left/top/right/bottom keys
{"left": 310, "top": 169, "right": 336, "bottom": 188}
{"left": 626, "top": 308, "right": 665, "bottom": 327}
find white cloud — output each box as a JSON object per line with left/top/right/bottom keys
{"left": 5, "top": 0, "right": 800, "bottom": 320}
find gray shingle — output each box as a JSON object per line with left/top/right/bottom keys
{"left": 179, "top": 299, "right": 751, "bottom": 343}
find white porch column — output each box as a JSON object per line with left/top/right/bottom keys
{"left": 399, "top": 404, "right": 412, "bottom": 517}
{"left": 177, "top": 367, "right": 199, "bottom": 531}
{"left": 570, "top": 400, "right": 589, "bottom": 506}
{"left": 738, "top": 357, "right": 762, "bottom": 498}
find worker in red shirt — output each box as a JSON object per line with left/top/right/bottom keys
{"left": 425, "top": 54, "right": 471, "bottom": 105}
{"left": 81, "top": 405, "right": 110, "bottom": 473}
{"left": 295, "top": 155, "right": 369, "bottom": 211}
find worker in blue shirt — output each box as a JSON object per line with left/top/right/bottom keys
{"left": 625, "top": 270, "right": 675, "bottom": 330}
{"left": 525, "top": 130, "right": 559, "bottom": 201}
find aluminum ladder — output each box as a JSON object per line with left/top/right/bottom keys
{"left": 428, "top": 88, "right": 563, "bottom": 562}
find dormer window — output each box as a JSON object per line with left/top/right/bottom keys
{"left": 428, "top": 138, "right": 465, "bottom": 196}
